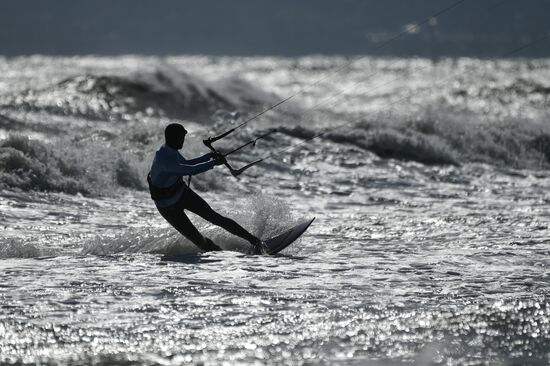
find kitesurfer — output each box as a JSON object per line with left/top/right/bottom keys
{"left": 147, "top": 123, "right": 263, "bottom": 253}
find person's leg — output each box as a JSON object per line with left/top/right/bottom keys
{"left": 158, "top": 205, "right": 222, "bottom": 252}
{"left": 183, "top": 189, "right": 261, "bottom": 245}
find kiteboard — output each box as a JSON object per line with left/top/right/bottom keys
{"left": 261, "top": 218, "right": 315, "bottom": 255}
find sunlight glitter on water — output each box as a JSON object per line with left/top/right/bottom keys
{"left": 1, "top": 55, "right": 550, "bottom": 364}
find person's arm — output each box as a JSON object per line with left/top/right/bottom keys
{"left": 185, "top": 153, "right": 213, "bottom": 165}
{"left": 163, "top": 159, "right": 216, "bottom": 177}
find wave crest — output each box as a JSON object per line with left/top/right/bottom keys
{"left": 278, "top": 108, "right": 550, "bottom": 168}
{"left": 0, "top": 65, "right": 285, "bottom": 123}
{"left": 0, "top": 238, "right": 47, "bottom": 259}
{"left": 0, "top": 135, "right": 147, "bottom": 195}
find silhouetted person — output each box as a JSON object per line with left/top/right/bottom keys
{"left": 148, "top": 123, "right": 263, "bottom": 253}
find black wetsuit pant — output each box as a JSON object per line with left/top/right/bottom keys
{"left": 157, "top": 188, "right": 257, "bottom": 252}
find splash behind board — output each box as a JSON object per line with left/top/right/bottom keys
{"left": 263, "top": 218, "right": 315, "bottom": 255}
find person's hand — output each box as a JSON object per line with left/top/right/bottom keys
{"left": 208, "top": 151, "right": 226, "bottom": 165}
{"left": 209, "top": 151, "right": 223, "bottom": 160}
{"left": 213, "top": 154, "right": 227, "bottom": 166}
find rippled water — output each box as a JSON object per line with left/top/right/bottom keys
{"left": 1, "top": 55, "right": 550, "bottom": 365}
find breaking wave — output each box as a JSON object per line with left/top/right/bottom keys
{"left": 278, "top": 105, "right": 550, "bottom": 168}
{"left": 0, "top": 64, "right": 280, "bottom": 122}
{"left": 0, "top": 134, "right": 146, "bottom": 195}
{"left": 1, "top": 56, "right": 550, "bottom": 197}
{"left": 0, "top": 239, "right": 47, "bottom": 259}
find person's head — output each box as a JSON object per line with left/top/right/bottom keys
{"left": 165, "top": 123, "right": 187, "bottom": 150}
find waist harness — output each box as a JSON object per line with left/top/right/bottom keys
{"left": 147, "top": 173, "right": 186, "bottom": 201}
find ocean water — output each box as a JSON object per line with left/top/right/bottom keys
{"left": 0, "top": 55, "right": 549, "bottom": 365}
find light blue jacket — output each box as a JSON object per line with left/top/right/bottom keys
{"left": 149, "top": 144, "right": 216, "bottom": 208}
